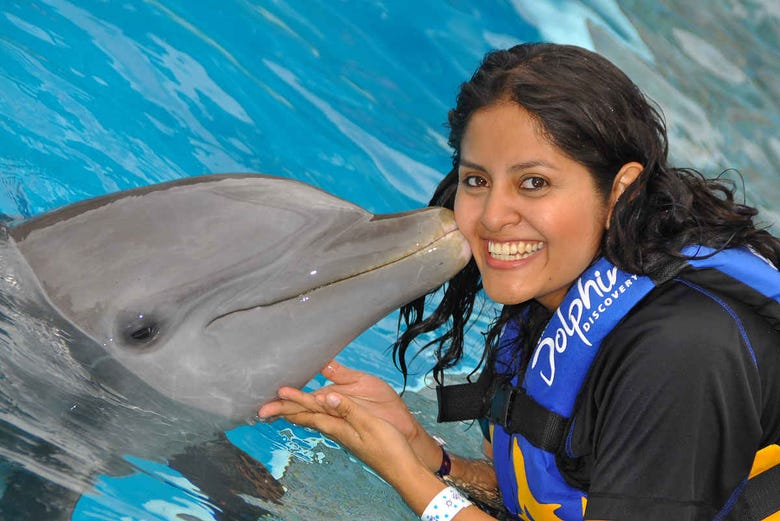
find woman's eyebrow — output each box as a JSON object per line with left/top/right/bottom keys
{"left": 509, "top": 159, "right": 555, "bottom": 171}
{"left": 458, "top": 158, "right": 486, "bottom": 171}
{"left": 458, "top": 158, "right": 555, "bottom": 171}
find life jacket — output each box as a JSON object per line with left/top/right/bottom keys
{"left": 437, "top": 246, "right": 780, "bottom": 521}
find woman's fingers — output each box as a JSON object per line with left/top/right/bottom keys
{"left": 320, "top": 360, "right": 398, "bottom": 401}
{"left": 271, "top": 392, "right": 364, "bottom": 445}
{"left": 314, "top": 393, "right": 359, "bottom": 429}
{"left": 314, "top": 393, "right": 426, "bottom": 485}
{"left": 258, "top": 386, "right": 325, "bottom": 420}
{"left": 318, "top": 393, "right": 385, "bottom": 437}
{"left": 257, "top": 365, "right": 416, "bottom": 447}
{"left": 312, "top": 393, "right": 384, "bottom": 454}
{"left": 320, "top": 359, "right": 364, "bottom": 386}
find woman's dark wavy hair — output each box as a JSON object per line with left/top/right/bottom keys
{"left": 392, "top": 42, "right": 780, "bottom": 385}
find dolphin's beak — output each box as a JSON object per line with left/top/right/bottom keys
{"left": 205, "top": 207, "right": 465, "bottom": 323}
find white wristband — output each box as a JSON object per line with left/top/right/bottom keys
{"left": 421, "top": 486, "right": 473, "bottom": 521}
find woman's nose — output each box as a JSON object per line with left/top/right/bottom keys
{"left": 480, "top": 186, "right": 522, "bottom": 231}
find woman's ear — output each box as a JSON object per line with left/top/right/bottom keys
{"left": 606, "top": 162, "right": 643, "bottom": 228}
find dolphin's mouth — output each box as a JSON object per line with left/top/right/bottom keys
{"left": 204, "top": 223, "right": 466, "bottom": 329}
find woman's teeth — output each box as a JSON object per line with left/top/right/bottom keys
{"left": 487, "top": 240, "right": 544, "bottom": 261}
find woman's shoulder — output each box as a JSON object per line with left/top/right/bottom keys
{"left": 606, "top": 277, "right": 778, "bottom": 368}
{"left": 569, "top": 275, "right": 780, "bottom": 519}
{"left": 585, "top": 277, "right": 779, "bottom": 422}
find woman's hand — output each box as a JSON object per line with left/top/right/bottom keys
{"left": 264, "top": 386, "right": 427, "bottom": 484}
{"left": 259, "top": 360, "right": 444, "bottom": 470}
{"left": 258, "top": 362, "right": 499, "bottom": 519}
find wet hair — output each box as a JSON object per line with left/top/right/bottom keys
{"left": 392, "top": 42, "right": 780, "bottom": 385}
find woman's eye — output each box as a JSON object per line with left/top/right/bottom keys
{"left": 462, "top": 175, "right": 487, "bottom": 188}
{"left": 519, "top": 176, "right": 548, "bottom": 190}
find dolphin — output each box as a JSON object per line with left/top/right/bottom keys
{"left": 0, "top": 173, "right": 470, "bottom": 519}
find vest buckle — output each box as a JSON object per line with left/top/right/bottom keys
{"left": 489, "top": 383, "right": 520, "bottom": 431}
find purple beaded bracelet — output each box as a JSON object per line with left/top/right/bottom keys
{"left": 435, "top": 445, "right": 452, "bottom": 478}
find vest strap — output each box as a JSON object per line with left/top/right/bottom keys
{"left": 436, "top": 381, "right": 489, "bottom": 422}
{"left": 743, "top": 462, "right": 780, "bottom": 520}
{"left": 437, "top": 378, "right": 569, "bottom": 452}
{"left": 489, "top": 384, "right": 568, "bottom": 452}
{"left": 436, "top": 366, "right": 492, "bottom": 423}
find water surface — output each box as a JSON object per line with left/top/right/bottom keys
{"left": 0, "top": 1, "right": 777, "bottom": 519}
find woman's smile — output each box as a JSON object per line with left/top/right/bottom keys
{"left": 486, "top": 240, "right": 545, "bottom": 263}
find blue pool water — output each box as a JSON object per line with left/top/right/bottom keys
{"left": 0, "top": 1, "right": 778, "bottom": 519}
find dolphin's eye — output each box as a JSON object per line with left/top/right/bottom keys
{"left": 121, "top": 313, "right": 161, "bottom": 347}
{"left": 129, "top": 324, "right": 159, "bottom": 342}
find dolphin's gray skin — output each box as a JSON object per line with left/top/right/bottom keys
{"left": 0, "top": 173, "right": 470, "bottom": 518}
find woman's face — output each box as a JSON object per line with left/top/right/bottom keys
{"left": 454, "top": 102, "right": 609, "bottom": 310}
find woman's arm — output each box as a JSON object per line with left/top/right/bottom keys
{"left": 445, "top": 442, "right": 503, "bottom": 511}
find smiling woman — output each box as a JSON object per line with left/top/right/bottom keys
{"left": 261, "top": 42, "right": 780, "bottom": 521}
